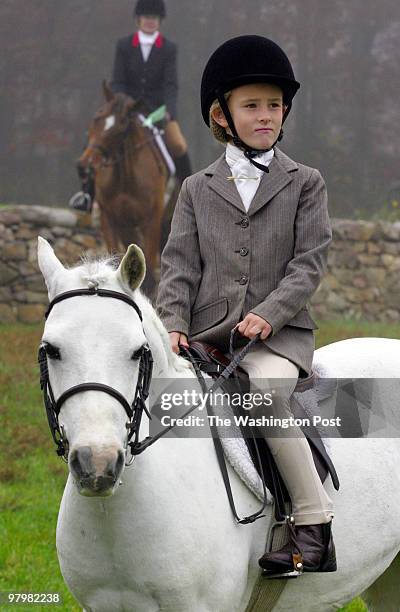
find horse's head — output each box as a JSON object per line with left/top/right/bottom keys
{"left": 37, "top": 237, "right": 150, "bottom": 497}
{"left": 78, "top": 81, "right": 140, "bottom": 172}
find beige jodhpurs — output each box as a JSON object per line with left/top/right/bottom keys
{"left": 164, "top": 120, "right": 188, "bottom": 158}
{"left": 230, "top": 343, "right": 334, "bottom": 526}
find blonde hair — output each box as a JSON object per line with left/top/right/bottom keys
{"left": 209, "top": 91, "right": 232, "bottom": 144}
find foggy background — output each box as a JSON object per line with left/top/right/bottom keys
{"left": 1, "top": 0, "right": 400, "bottom": 217}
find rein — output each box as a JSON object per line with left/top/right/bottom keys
{"left": 39, "top": 288, "right": 268, "bottom": 522}
{"left": 179, "top": 340, "right": 270, "bottom": 525}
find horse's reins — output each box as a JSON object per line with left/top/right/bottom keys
{"left": 179, "top": 339, "right": 269, "bottom": 524}
{"left": 39, "top": 288, "right": 268, "bottom": 523}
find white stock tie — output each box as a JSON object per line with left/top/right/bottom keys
{"left": 225, "top": 143, "right": 274, "bottom": 212}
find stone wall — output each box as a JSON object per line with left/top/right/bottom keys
{"left": 313, "top": 219, "right": 400, "bottom": 322}
{"left": 0, "top": 206, "right": 105, "bottom": 324}
{"left": 0, "top": 206, "right": 400, "bottom": 324}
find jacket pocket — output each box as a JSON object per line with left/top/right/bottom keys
{"left": 190, "top": 297, "right": 229, "bottom": 335}
{"left": 286, "top": 308, "right": 319, "bottom": 330}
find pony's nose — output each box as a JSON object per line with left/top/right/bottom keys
{"left": 69, "top": 446, "right": 125, "bottom": 495}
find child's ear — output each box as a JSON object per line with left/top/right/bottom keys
{"left": 211, "top": 107, "right": 228, "bottom": 129}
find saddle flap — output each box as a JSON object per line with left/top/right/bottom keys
{"left": 183, "top": 340, "right": 340, "bottom": 518}
{"left": 290, "top": 395, "right": 340, "bottom": 491}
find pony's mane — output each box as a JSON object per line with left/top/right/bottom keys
{"left": 135, "top": 291, "right": 191, "bottom": 374}
{"left": 75, "top": 253, "right": 119, "bottom": 286}
{"left": 73, "top": 255, "right": 190, "bottom": 374}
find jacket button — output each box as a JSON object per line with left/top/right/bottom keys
{"left": 239, "top": 275, "right": 248, "bottom": 285}
{"left": 240, "top": 217, "right": 249, "bottom": 228}
{"left": 239, "top": 247, "right": 249, "bottom": 257}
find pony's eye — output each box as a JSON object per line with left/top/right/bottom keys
{"left": 44, "top": 343, "right": 61, "bottom": 360}
{"left": 131, "top": 346, "right": 144, "bottom": 361}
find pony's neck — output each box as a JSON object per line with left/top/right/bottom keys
{"left": 133, "top": 290, "right": 192, "bottom": 379}
{"left": 119, "top": 120, "right": 159, "bottom": 190}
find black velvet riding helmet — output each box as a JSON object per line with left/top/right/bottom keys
{"left": 201, "top": 35, "right": 300, "bottom": 169}
{"left": 134, "top": 0, "right": 166, "bottom": 18}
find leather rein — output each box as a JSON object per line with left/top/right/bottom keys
{"left": 39, "top": 287, "right": 268, "bottom": 523}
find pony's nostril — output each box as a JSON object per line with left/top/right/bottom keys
{"left": 117, "top": 449, "right": 124, "bottom": 471}
{"left": 70, "top": 446, "right": 94, "bottom": 479}
{"left": 105, "top": 450, "right": 125, "bottom": 480}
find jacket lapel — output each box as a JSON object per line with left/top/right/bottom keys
{"left": 146, "top": 43, "right": 157, "bottom": 65}
{"left": 205, "top": 148, "right": 299, "bottom": 216}
{"left": 131, "top": 32, "right": 145, "bottom": 65}
{"left": 130, "top": 44, "right": 144, "bottom": 66}
{"left": 206, "top": 154, "right": 247, "bottom": 213}
{"left": 247, "top": 148, "right": 298, "bottom": 216}
{"left": 142, "top": 33, "right": 163, "bottom": 65}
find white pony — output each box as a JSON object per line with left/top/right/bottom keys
{"left": 37, "top": 237, "right": 400, "bottom": 612}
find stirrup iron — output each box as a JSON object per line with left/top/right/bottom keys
{"left": 69, "top": 191, "right": 92, "bottom": 212}
{"left": 262, "top": 513, "right": 304, "bottom": 579}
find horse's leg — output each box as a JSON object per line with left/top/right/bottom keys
{"left": 98, "top": 205, "right": 120, "bottom": 253}
{"left": 114, "top": 209, "right": 156, "bottom": 301}
{"left": 362, "top": 554, "right": 400, "bottom": 612}
{"left": 100, "top": 207, "right": 120, "bottom": 253}
{"left": 161, "top": 179, "right": 180, "bottom": 253}
{"left": 144, "top": 195, "right": 163, "bottom": 273}
{"left": 139, "top": 186, "right": 165, "bottom": 301}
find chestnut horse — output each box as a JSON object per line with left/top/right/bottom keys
{"left": 78, "top": 82, "right": 175, "bottom": 295}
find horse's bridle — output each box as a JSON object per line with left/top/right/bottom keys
{"left": 38, "top": 287, "right": 154, "bottom": 463}
{"left": 85, "top": 113, "right": 160, "bottom": 169}
{"left": 39, "top": 287, "right": 269, "bottom": 523}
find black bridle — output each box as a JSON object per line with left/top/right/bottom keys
{"left": 38, "top": 287, "right": 268, "bottom": 523}
{"left": 38, "top": 287, "right": 154, "bottom": 463}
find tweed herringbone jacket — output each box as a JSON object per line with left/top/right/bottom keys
{"left": 156, "top": 147, "right": 332, "bottom": 376}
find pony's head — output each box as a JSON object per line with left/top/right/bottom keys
{"left": 37, "top": 237, "right": 153, "bottom": 497}
{"left": 78, "top": 81, "right": 144, "bottom": 173}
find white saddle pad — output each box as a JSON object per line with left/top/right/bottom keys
{"left": 138, "top": 113, "right": 176, "bottom": 180}
{"left": 220, "top": 367, "right": 335, "bottom": 503}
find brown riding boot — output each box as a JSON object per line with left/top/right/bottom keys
{"left": 259, "top": 520, "right": 337, "bottom": 576}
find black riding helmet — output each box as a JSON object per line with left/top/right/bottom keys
{"left": 134, "top": 0, "right": 166, "bottom": 18}
{"left": 201, "top": 35, "right": 300, "bottom": 171}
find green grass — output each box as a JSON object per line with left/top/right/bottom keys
{"left": 315, "top": 317, "right": 400, "bottom": 349}
{"left": 2, "top": 319, "right": 399, "bottom": 611}
{"left": 0, "top": 324, "right": 80, "bottom": 611}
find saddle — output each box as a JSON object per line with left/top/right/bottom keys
{"left": 183, "top": 341, "right": 340, "bottom": 521}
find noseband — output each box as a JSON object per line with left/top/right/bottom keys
{"left": 38, "top": 287, "right": 153, "bottom": 463}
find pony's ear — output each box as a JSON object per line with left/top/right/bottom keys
{"left": 122, "top": 95, "right": 136, "bottom": 116}
{"left": 37, "top": 237, "right": 66, "bottom": 293}
{"left": 117, "top": 244, "right": 146, "bottom": 291}
{"left": 102, "top": 80, "right": 114, "bottom": 102}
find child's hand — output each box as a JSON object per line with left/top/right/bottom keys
{"left": 169, "top": 331, "right": 189, "bottom": 354}
{"left": 235, "top": 313, "right": 272, "bottom": 341}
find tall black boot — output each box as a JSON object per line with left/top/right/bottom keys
{"left": 259, "top": 519, "right": 337, "bottom": 576}
{"left": 174, "top": 151, "right": 192, "bottom": 183}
